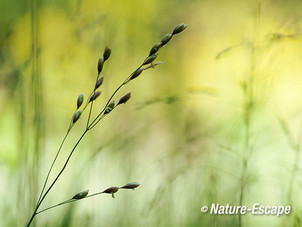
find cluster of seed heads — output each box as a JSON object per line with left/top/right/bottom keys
{"left": 27, "top": 23, "right": 187, "bottom": 227}
{"left": 73, "top": 182, "right": 140, "bottom": 200}
{"left": 71, "top": 45, "right": 131, "bottom": 126}
{"left": 70, "top": 23, "right": 187, "bottom": 128}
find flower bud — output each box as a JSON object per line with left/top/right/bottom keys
{"left": 121, "top": 182, "right": 140, "bottom": 189}
{"left": 117, "top": 92, "right": 131, "bottom": 105}
{"left": 72, "top": 190, "right": 89, "bottom": 199}
{"left": 95, "top": 76, "right": 104, "bottom": 89}
{"left": 103, "top": 46, "right": 111, "bottom": 61}
{"left": 98, "top": 57, "right": 104, "bottom": 74}
{"left": 103, "top": 186, "right": 119, "bottom": 198}
{"left": 172, "top": 23, "right": 188, "bottom": 35}
{"left": 77, "top": 94, "right": 84, "bottom": 109}
{"left": 104, "top": 100, "right": 115, "bottom": 114}
{"left": 130, "top": 67, "right": 144, "bottom": 80}
{"left": 143, "top": 53, "right": 158, "bottom": 65}
{"left": 161, "top": 34, "right": 172, "bottom": 46}
{"left": 89, "top": 91, "right": 101, "bottom": 102}
{"left": 72, "top": 110, "right": 82, "bottom": 123}
{"left": 149, "top": 43, "right": 162, "bottom": 56}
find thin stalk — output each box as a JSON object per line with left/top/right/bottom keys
{"left": 36, "top": 192, "right": 104, "bottom": 215}
{"left": 36, "top": 130, "right": 70, "bottom": 205}
{"left": 88, "top": 114, "right": 106, "bottom": 130}
{"left": 86, "top": 99, "right": 94, "bottom": 128}
{"left": 36, "top": 187, "right": 132, "bottom": 215}
{"left": 36, "top": 199, "right": 74, "bottom": 215}
{"left": 38, "top": 129, "right": 88, "bottom": 207}
{"left": 86, "top": 75, "right": 100, "bottom": 128}
{"left": 27, "top": 129, "right": 88, "bottom": 227}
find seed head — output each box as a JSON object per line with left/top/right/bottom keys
{"left": 104, "top": 100, "right": 115, "bottom": 114}
{"left": 72, "top": 110, "right": 82, "bottom": 123}
{"left": 172, "top": 23, "right": 188, "bottom": 35}
{"left": 143, "top": 53, "right": 158, "bottom": 65}
{"left": 117, "top": 93, "right": 131, "bottom": 105}
{"left": 121, "top": 182, "right": 140, "bottom": 190}
{"left": 130, "top": 67, "right": 144, "bottom": 80}
{"left": 103, "top": 46, "right": 111, "bottom": 61}
{"left": 77, "top": 94, "right": 84, "bottom": 109}
{"left": 95, "top": 76, "right": 104, "bottom": 89}
{"left": 103, "top": 186, "right": 119, "bottom": 198}
{"left": 149, "top": 43, "right": 162, "bottom": 56}
{"left": 72, "top": 190, "right": 89, "bottom": 200}
{"left": 161, "top": 34, "right": 172, "bottom": 46}
{"left": 98, "top": 57, "right": 104, "bottom": 74}
{"left": 89, "top": 91, "right": 101, "bottom": 102}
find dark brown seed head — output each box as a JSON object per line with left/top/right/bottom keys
{"left": 72, "top": 190, "right": 89, "bottom": 200}
{"left": 89, "top": 91, "right": 101, "bottom": 102}
{"left": 98, "top": 57, "right": 104, "bottom": 74}
{"left": 72, "top": 110, "right": 82, "bottom": 123}
{"left": 95, "top": 76, "right": 104, "bottom": 89}
{"left": 103, "top": 186, "right": 119, "bottom": 197}
{"left": 149, "top": 43, "right": 162, "bottom": 56}
{"left": 143, "top": 53, "right": 158, "bottom": 65}
{"left": 117, "top": 92, "right": 131, "bottom": 105}
{"left": 77, "top": 94, "right": 84, "bottom": 109}
{"left": 103, "top": 46, "right": 111, "bottom": 61}
{"left": 172, "top": 23, "right": 188, "bottom": 35}
{"left": 103, "top": 186, "right": 119, "bottom": 194}
{"left": 161, "top": 34, "right": 172, "bottom": 46}
{"left": 121, "top": 182, "right": 140, "bottom": 189}
{"left": 130, "top": 67, "right": 144, "bottom": 80}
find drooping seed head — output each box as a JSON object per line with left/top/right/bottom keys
{"left": 117, "top": 92, "right": 131, "bottom": 105}
{"left": 77, "top": 94, "right": 84, "bottom": 109}
{"left": 98, "top": 57, "right": 104, "bottom": 74}
{"left": 104, "top": 100, "right": 115, "bottom": 114}
{"left": 95, "top": 76, "right": 104, "bottom": 89}
{"left": 149, "top": 43, "right": 162, "bottom": 56}
{"left": 121, "top": 182, "right": 140, "bottom": 190}
{"left": 72, "top": 110, "right": 82, "bottom": 123}
{"left": 172, "top": 23, "right": 188, "bottom": 35}
{"left": 89, "top": 91, "right": 101, "bottom": 102}
{"left": 130, "top": 67, "right": 144, "bottom": 80}
{"left": 72, "top": 190, "right": 89, "bottom": 200}
{"left": 161, "top": 34, "right": 172, "bottom": 46}
{"left": 143, "top": 53, "right": 158, "bottom": 65}
{"left": 103, "top": 46, "right": 111, "bottom": 61}
{"left": 103, "top": 186, "right": 119, "bottom": 198}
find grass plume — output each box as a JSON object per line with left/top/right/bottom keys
{"left": 26, "top": 23, "right": 188, "bottom": 226}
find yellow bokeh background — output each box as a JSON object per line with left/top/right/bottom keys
{"left": 1, "top": 0, "right": 302, "bottom": 226}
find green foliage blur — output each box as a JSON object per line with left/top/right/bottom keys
{"left": 1, "top": 0, "right": 302, "bottom": 226}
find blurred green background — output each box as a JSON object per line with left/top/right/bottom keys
{"left": 1, "top": 0, "right": 302, "bottom": 226}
